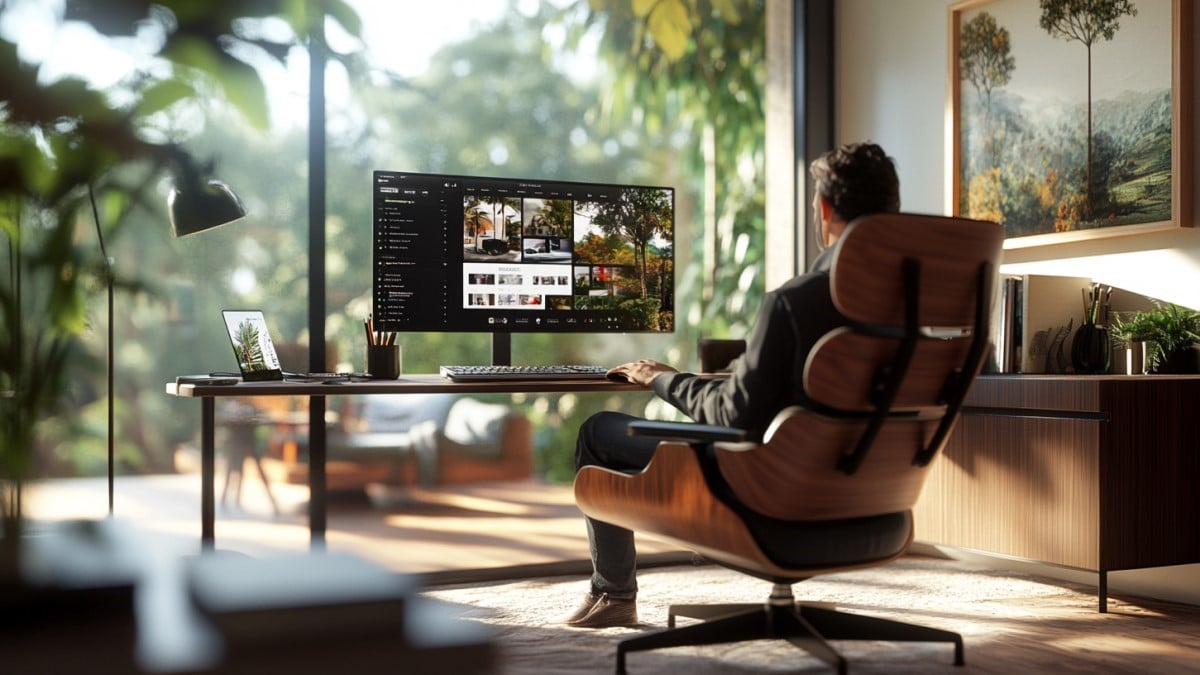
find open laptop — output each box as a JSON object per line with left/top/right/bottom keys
{"left": 221, "top": 310, "right": 364, "bottom": 382}
{"left": 221, "top": 310, "right": 285, "bottom": 381}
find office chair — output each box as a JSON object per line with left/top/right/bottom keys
{"left": 574, "top": 213, "right": 1004, "bottom": 674}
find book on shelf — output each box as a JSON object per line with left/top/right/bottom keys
{"left": 992, "top": 274, "right": 1090, "bottom": 374}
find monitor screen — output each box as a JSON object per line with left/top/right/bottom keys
{"left": 372, "top": 171, "right": 674, "bottom": 334}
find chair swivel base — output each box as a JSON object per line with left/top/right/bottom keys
{"left": 615, "top": 596, "right": 964, "bottom": 674}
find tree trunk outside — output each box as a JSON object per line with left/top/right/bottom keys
{"left": 1085, "top": 43, "right": 1093, "bottom": 221}
{"left": 702, "top": 122, "right": 717, "bottom": 303}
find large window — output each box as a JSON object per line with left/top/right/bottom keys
{"left": 4, "top": 1, "right": 764, "bottom": 487}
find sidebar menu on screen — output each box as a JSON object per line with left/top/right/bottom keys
{"left": 372, "top": 173, "right": 456, "bottom": 329}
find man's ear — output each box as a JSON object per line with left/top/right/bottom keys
{"left": 817, "top": 195, "right": 833, "bottom": 223}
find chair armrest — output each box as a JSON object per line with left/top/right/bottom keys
{"left": 627, "top": 420, "right": 747, "bottom": 443}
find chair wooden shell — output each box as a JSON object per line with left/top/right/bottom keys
{"left": 574, "top": 213, "right": 1004, "bottom": 674}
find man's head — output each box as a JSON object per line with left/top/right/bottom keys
{"left": 810, "top": 142, "right": 900, "bottom": 248}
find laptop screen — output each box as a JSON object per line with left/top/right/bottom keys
{"left": 221, "top": 310, "right": 284, "bottom": 381}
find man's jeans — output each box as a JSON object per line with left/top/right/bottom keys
{"left": 574, "top": 410, "right": 663, "bottom": 598}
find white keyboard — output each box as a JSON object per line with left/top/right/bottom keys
{"left": 439, "top": 364, "right": 609, "bottom": 382}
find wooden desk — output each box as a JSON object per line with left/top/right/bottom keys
{"left": 913, "top": 374, "right": 1200, "bottom": 611}
{"left": 166, "top": 375, "right": 645, "bottom": 551}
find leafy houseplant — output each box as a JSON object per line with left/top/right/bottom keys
{"left": 1110, "top": 302, "right": 1200, "bottom": 373}
{"left": 1, "top": 1, "right": 359, "bottom": 564}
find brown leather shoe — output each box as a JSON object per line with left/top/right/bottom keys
{"left": 563, "top": 592, "right": 603, "bottom": 624}
{"left": 565, "top": 592, "right": 638, "bottom": 628}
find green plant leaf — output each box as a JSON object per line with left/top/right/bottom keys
{"left": 18, "top": 140, "right": 58, "bottom": 197}
{"left": 212, "top": 59, "right": 271, "bottom": 130}
{"left": 0, "top": 211, "right": 16, "bottom": 242}
{"left": 712, "top": 0, "right": 743, "bottom": 23}
{"left": 162, "top": 37, "right": 271, "bottom": 130}
{"left": 1112, "top": 302, "right": 1200, "bottom": 371}
{"left": 632, "top": 0, "right": 657, "bottom": 17}
{"left": 646, "top": 0, "right": 691, "bottom": 62}
{"left": 136, "top": 79, "right": 196, "bottom": 118}
{"left": 99, "top": 189, "right": 131, "bottom": 235}
{"left": 324, "top": 0, "right": 364, "bottom": 39}
{"left": 44, "top": 77, "right": 122, "bottom": 125}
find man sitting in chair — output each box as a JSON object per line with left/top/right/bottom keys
{"left": 566, "top": 141, "right": 901, "bottom": 629}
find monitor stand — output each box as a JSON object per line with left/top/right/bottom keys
{"left": 492, "top": 332, "right": 511, "bottom": 366}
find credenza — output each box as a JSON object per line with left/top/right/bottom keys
{"left": 913, "top": 374, "right": 1200, "bottom": 611}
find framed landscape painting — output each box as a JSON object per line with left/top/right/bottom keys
{"left": 949, "top": 0, "right": 1192, "bottom": 248}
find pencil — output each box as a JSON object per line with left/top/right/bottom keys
{"left": 364, "top": 317, "right": 374, "bottom": 346}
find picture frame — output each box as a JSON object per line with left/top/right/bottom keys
{"left": 948, "top": 0, "right": 1192, "bottom": 249}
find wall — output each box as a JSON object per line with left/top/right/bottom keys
{"left": 834, "top": 0, "right": 1200, "bottom": 606}
{"left": 836, "top": 0, "right": 1200, "bottom": 310}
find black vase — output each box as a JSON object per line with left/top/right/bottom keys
{"left": 1071, "top": 323, "right": 1111, "bottom": 374}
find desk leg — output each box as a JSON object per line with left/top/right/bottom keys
{"left": 309, "top": 395, "right": 326, "bottom": 550}
{"left": 201, "top": 397, "right": 215, "bottom": 552}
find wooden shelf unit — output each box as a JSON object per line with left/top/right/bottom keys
{"left": 914, "top": 374, "right": 1200, "bottom": 611}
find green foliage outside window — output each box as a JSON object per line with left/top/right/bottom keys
{"left": 0, "top": 0, "right": 362, "bottom": 510}
{"left": 3, "top": 0, "right": 765, "bottom": 486}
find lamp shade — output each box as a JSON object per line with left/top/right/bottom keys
{"left": 167, "top": 180, "right": 247, "bottom": 237}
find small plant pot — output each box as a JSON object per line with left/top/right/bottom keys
{"left": 1117, "top": 341, "right": 1155, "bottom": 375}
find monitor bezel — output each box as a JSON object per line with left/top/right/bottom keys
{"left": 371, "top": 170, "right": 676, "bottom": 336}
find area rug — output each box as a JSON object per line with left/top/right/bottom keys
{"left": 423, "top": 555, "right": 1200, "bottom": 674}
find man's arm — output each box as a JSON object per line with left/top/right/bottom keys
{"left": 648, "top": 290, "right": 794, "bottom": 433}
{"left": 650, "top": 270, "right": 837, "bottom": 438}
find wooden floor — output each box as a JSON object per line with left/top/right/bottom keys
{"left": 22, "top": 471, "right": 1200, "bottom": 673}
{"left": 21, "top": 470, "right": 685, "bottom": 581}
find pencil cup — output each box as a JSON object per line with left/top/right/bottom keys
{"left": 366, "top": 344, "right": 401, "bottom": 380}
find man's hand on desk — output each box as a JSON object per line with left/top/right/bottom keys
{"left": 607, "top": 359, "right": 678, "bottom": 386}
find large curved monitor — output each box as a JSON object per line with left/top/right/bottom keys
{"left": 372, "top": 170, "right": 675, "bottom": 335}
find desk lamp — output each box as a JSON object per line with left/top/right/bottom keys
{"left": 95, "top": 178, "right": 246, "bottom": 517}
{"left": 168, "top": 180, "right": 247, "bottom": 237}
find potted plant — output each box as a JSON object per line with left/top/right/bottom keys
{"left": 2, "top": 0, "right": 359, "bottom": 570}
{"left": 1110, "top": 302, "right": 1200, "bottom": 374}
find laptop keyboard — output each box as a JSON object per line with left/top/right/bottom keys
{"left": 439, "top": 364, "right": 609, "bottom": 381}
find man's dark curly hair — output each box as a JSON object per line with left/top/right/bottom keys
{"left": 810, "top": 142, "right": 900, "bottom": 223}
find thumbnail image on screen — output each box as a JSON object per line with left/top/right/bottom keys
{"left": 373, "top": 171, "right": 674, "bottom": 334}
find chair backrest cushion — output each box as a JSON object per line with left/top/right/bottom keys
{"left": 830, "top": 212, "right": 1002, "bottom": 327}
{"left": 804, "top": 328, "right": 974, "bottom": 412}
